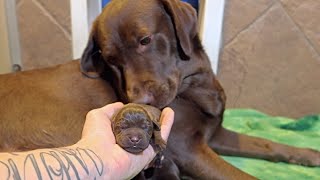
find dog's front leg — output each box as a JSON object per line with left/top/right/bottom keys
{"left": 167, "top": 97, "right": 255, "bottom": 179}
{"left": 210, "top": 127, "right": 320, "bottom": 166}
{"left": 151, "top": 157, "right": 180, "bottom": 180}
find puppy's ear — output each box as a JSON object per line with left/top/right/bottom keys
{"left": 151, "top": 118, "right": 161, "bottom": 131}
{"left": 161, "top": 0, "right": 198, "bottom": 60}
{"left": 139, "top": 104, "right": 161, "bottom": 131}
{"left": 80, "top": 23, "right": 105, "bottom": 78}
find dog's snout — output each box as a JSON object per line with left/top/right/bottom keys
{"left": 131, "top": 94, "right": 155, "bottom": 105}
{"left": 129, "top": 136, "right": 141, "bottom": 144}
{"left": 127, "top": 82, "right": 155, "bottom": 105}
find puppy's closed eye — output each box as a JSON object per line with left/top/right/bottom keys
{"left": 141, "top": 123, "right": 147, "bottom": 129}
{"left": 111, "top": 103, "right": 166, "bottom": 155}
{"left": 119, "top": 123, "right": 129, "bottom": 130}
{"left": 141, "top": 122, "right": 151, "bottom": 130}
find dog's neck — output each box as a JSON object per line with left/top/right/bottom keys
{"left": 177, "top": 35, "right": 215, "bottom": 92}
{"left": 176, "top": 35, "right": 225, "bottom": 119}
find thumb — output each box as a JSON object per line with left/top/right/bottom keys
{"left": 159, "top": 107, "right": 175, "bottom": 142}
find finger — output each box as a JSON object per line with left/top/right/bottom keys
{"left": 99, "top": 102, "right": 125, "bottom": 119}
{"left": 82, "top": 102, "right": 124, "bottom": 139}
{"left": 159, "top": 107, "right": 175, "bottom": 142}
{"left": 126, "top": 145, "right": 156, "bottom": 178}
{"left": 84, "top": 102, "right": 124, "bottom": 128}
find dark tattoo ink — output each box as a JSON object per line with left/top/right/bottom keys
{"left": 40, "top": 151, "right": 72, "bottom": 179}
{"left": 0, "top": 148, "right": 104, "bottom": 179}
{"left": 58, "top": 148, "right": 90, "bottom": 177}
{"left": 8, "top": 159, "right": 21, "bottom": 180}
{"left": 24, "top": 154, "right": 42, "bottom": 179}
{"left": 76, "top": 148, "right": 104, "bottom": 176}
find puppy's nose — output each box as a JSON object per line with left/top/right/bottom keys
{"left": 129, "top": 136, "right": 141, "bottom": 144}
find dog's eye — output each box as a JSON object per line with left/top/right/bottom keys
{"left": 106, "top": 56, "right": 116, "bottom": 64}
{"left": 140, "top": 36, "right": 151, "bottom": 46}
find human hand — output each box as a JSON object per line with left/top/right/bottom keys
{"left": 78, "top": 102, "right": 175, "bottom": 179}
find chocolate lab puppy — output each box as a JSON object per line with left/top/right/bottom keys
{"left": 111, "top": 103, "right": 165, "bottom": 170}
{"left": 111, "top": 103, "right": 165, "bottom": 154}
{"left": 0, "top": 0, "right": 319, "bottom": 179}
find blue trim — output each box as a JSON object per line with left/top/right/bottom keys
{"left": 181, "top": 0, "right": 198, "bottom": 10}
{"left": 102, "top": 0, "right": 198, "bottom": 11}
{"left": 102, "top": 0, "right": 110, "bottom": 7}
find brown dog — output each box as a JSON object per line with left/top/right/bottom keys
{"left": 0, "top": 0, "right": 319, "bottom": 179}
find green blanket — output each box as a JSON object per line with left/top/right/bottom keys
{"left": 222, "top": 109, "right": 320, "bottom": 180}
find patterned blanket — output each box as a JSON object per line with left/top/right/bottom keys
{"left": 222, "top": 109, "right": 320, "bottom": 180}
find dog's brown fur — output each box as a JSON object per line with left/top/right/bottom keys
{"left": 0, "top": 61, "right": 116, "bottom": 151}
{"left": 0, "top": 0, "right": 319, "bottom": 179}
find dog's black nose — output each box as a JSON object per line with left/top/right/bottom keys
{"left": 130, "top": 136, "right": 141, "bottom": 143}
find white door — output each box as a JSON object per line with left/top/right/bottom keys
{"left": 0, "top": 0, "right": 22, "bottom": 74}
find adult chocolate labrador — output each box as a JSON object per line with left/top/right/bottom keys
{"left": 0, "top": 0, "right": 319, "bottom": 179}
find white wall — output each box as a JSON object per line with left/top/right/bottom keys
{"left": 0, "top": 0, "right": 21, "bottom": 74}
{"left": 0, "top": 0, "right": 12, "bottom": 74}
{"left": 198, "top": 0, "right": 225, "bottom": 74}
{"left": 70, "top": 0, "right": 101, "bottom": 59}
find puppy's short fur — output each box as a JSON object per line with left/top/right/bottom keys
{"left": 0, "top": 0, "right": 319, "bottom": 179}
{"left": 111, "top": 103, "right": 165, "bottom": 154}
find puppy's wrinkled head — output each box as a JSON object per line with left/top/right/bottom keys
{"left": 112, "top": 103, "right": 161, "bottom": 154}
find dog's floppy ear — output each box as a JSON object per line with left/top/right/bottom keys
{"left": 80, "top": 23, "right": 105, "bottom": 78}
{"left": 160, "top": 0, "right": 198, "bottom": 60}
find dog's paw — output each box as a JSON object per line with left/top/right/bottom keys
{"left": 287, "top": 148, "right": 320, "bottom": 167}
{"left": 153, "top": 153, "right": 165, "bottom": 168}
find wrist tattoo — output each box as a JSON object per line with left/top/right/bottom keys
{"left": 0, "top": 147, "right": 104, "bottom": 180}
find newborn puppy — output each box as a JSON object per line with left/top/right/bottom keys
{"left": 111, "top": 103, "right": 166, "bottom": 155}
